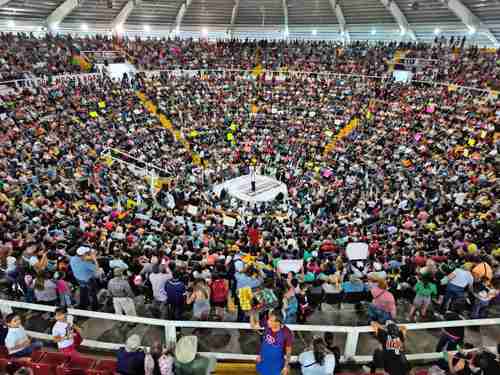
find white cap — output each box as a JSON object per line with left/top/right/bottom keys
{"left": 76, "top": 246, "right": 91, "bottom": 256}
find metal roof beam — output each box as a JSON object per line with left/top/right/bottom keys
{"left": 46, "top": 0, "right": 80, "bottom": 27}
{"left": 379, "top": 0, "right": 417, "bottom": 41}
{"left": 439, "top": 0, "right": 498, "bottom": 45}
{"left": 228, "top": 0, "right": 240, "bottom": 34}
{"left": 0, "top": 0, "right": 13, "bottom": 8}
{"left": 283, "top": 0, "right": 288, "bottom": 33}
{"left": 329, "top": 0, "right": 350, "bottom": 44}
{"left": 174, "top": 0, "right": 192, "bottom": 33}
{"left": 111, "top": 0, "right": 141, "bottom": 31}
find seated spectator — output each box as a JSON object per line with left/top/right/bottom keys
{"left": 117, "top": 334, "right": 145, "bottom": 375}
{"left": 4, "top": 314, "right": 42, "bottom": 358}
{"left": 298, "top": 337, "right": 336, "bottom": 375}
{"left": 174, "top": 336, "right": 216, "bottom": 375}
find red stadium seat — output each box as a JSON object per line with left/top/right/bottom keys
{"left": 32, "top": 352, "right": 68, "bottom": 375}
{"left": 0, "top": 346, "right": 8, "bottom": 358}
{"left": 55, "top": 356, "right": 96, "bottom": 375}
{"left": 87, "top": 359, "right": 117, "bottom": 375}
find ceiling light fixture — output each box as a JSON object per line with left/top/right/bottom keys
{"left": 143, "top": 24, "right": 150, "bottom": 32}
{"left": 312, "top": 29, "right": 317, "bottom": 36}
{"left": 81, "top": 23, "right": 88, "bottom": 31}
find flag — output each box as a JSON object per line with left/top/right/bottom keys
{"left": 70, "top": 54, "right": 92, "bottom": 72}
{"left": 251, "top": 64, "right": 264, "bottom": 79}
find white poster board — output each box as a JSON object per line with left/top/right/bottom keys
{"left": 346, "top": 242, "right": 369, "bottom": 260}
{"left": 277, "top": 259, "right": 303, "bottom": 274}
{"left": 392, "top": 70, "right": 413, "bottom": 83}
{"left": 223, "top": 216, "right": 237, "bottom": 227}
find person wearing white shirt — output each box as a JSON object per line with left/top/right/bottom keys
{"left": 149, "top": 264, "right": 171, "bottom": 319}
{"left": 298, "top": 338, "right": 336, "bottom": 375}
{"left": 5, "top": 314, "right": 42, "bottom": 358}
{"left": 52, "top": 307, "right": 81, "bottom": 358}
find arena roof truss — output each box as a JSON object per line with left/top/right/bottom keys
{"left": 438, "top": 0, "right": 499, "bottom": 45}
{"left": 0, "top": 0, "right": 499, "bottom": 45}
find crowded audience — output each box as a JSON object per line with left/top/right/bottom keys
{"left": 0, "top": 30, "right": 499, "bottom": 374}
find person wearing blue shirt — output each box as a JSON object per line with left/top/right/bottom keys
{"left": 341, "top": 274, "right": 367, "bottom": 293}
{"left": 70, "top": 246, "right": 98, "bottom": 310}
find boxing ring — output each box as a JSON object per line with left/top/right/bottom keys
{"left": 212, "top": 174, "right": 288, "bottom": 203}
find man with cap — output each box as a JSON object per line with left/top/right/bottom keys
{"left": 174, "top": 335, "right": 215, "bottom": 375}
{"left": 108, "top": 268, "right": 137, "bottom": 316}
{"left": 69, "top": 246, "right": 99, "bottom": 310}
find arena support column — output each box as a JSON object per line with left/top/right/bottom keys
{"left": 328, "top": 0, "right": 350, "bottom": 44}
{"left": 379, "top": 0, "right": 417, "bottom": 42}
{"left": 110, "top": 0, "right": 141, "bottom": 33}
{"left": 174, "top": 0, "right": 192, "bottom": 34}
{"left": 46, "top": 0, "right": 80, "bottom": 28}
{"left": 227, "top": 0, "right": 240, "bottom": 36}
{"left": 283, "top": 0, "right": 289, "bottom": 36}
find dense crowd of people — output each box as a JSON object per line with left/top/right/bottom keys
{"left": 1, "top": 32, "right": 500, "bottom": 90}
{"left": 0, "top": 31, "right": 499, "bottom": 375}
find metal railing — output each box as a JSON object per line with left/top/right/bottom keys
{"left": 1, "top": 299, "right": 498, "bottom": 364}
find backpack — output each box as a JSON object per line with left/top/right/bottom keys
{"left": 211, "top": 279, "right": 228, "bottom": 303}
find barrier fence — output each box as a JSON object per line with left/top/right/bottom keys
{"left": 0, "top": 68, "right": 497, "bottom": 97}
{"left": 0, "top": 299, "right": 498, "bottom": 364}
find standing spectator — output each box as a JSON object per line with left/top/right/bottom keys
{"left": 33, "top": 272, "right": 58, "bottom": 305}
{"left": 251, "top": 309, "right": 293, "bottom": 375}
{"left": 165, "top": 272, "right": 186, "bottom": 320}
{"left": 209, "top": 273, "right": 229, "bottom": 320}
{"left": 235, "top": 265, "right": 263, "bottom": 322}
{"left": 298, "top": 337, "right": 336, "bottom": 375}
{"left": 117, "top": 334, "right": 145, "bottom": 375}
{"left": 54, "top": 272, "right": 72, "bottom": 307}
{"left": 4, "top": 314, "right": 42, "bottom": 358}
{"left": 187, "top": 279, "right": 211, "bottom": 321}
{"left": 108, "top": 268, "right": 137, "bottom": 316}
{"left": 149, "top": 264, "right": 170, "bottom": 319}
{"left": 408, "top": 273, "right": 437, "bottom": 321}
{"left": 364, "top": 321, "right": 410, "bottom": 375}
{"left": 441, "top": 265, "right": 474, "bottom": 313}
{"left": 51, "top": 307, "right": 81, "bottom": 359}
{"left": 70, "top": 246, "right": 99, "bottom": 310}
{"left": 368, "top": 279, "right": 396, "bottom": 324}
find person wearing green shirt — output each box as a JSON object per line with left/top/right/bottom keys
{"left": 409, "top": 274, "right": 437, "bottom": 321}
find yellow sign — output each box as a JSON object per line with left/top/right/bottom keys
{"left": 98, "top": 101, "right": 106, "bottom": 109}
{"left": 89, "top": 111, "right": 98, "bottom": 118}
